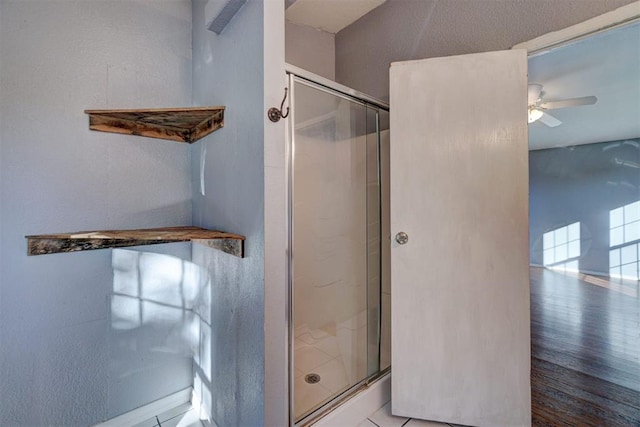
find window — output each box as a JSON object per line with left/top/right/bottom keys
{"left": 543, "top": 222, "right": 580, "bottom": 270}
{"left": 610, "top": 201, "right": 640, "bottom": 281}
{"left": 610, "top": 200, "right": 640, "bottom": 246}
{"left": 610, "top": 243, "right": 639, "bottom": 280}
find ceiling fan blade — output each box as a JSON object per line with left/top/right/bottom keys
{"left": 538, "top": 111, "right": 562, "bottom": 127}
{"left": 541, "top": 96, "right": 598, "bottom": 110}
{"left": 528, "top": 84, "right": 543, "bottom": 105}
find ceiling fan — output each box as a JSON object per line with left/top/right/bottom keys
{"left": 528, "top": 84, "right": 598, "bottom": 127}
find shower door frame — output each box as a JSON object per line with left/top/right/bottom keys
{"left": 285, "top": 64, "right": 390, "bottom": 426}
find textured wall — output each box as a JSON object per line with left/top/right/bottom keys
{"left": 285, "top": 21, "right": 335, "bottom": 79}
{"left": 191, "top": 0, "right": 265, "bottom": 425}
{"left": 0, "top": 1, "right": 192, "bottom": 425}
{"left": 530, "top": 139, "right": 640, "bottom": 276}
{"left": 335, "top": 0, "right": 637, "bottom": 100}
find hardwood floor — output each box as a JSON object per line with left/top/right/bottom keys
{"left": 530, "top": 267, "right": 640, "bottom": 426}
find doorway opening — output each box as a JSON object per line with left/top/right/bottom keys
{"left": 527, "top": 19, "right": 640, "bottom": 424}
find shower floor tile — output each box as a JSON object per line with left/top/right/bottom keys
{"left": 294, "top": 374, "right": 333, "bottom": 418}
{"left": 313, "top": 335, "right": 341, "bottom": 358}
{"left": 313, "top": 358, "right": 350, "bottom": 393}
{"left": 295, "top": 345, "right": 333, "bottom": 373}
{"left": 294, "top": 314, "right": 369, "bottom": 420}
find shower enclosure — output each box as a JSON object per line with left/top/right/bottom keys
{"left": 286, "top": 66, "right": 390, "bottom": 424}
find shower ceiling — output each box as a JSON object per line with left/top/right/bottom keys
{"left": 285, "top": 0, "right": 387, "bottom": 34}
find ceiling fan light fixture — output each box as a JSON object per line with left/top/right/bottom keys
{"left": 528, "top": 108, "right": 543, "bottom": 124}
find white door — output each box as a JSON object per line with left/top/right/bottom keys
{"left": 390, "top": 50, "right": 531, "bottom": 426}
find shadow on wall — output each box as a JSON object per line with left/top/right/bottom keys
{"left": 109, "top": 249, "right": 213, "bottom": 421}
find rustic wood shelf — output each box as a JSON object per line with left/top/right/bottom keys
{"left": 26, "top": 226, "right": 244, "bottom": 258}
{"left": 84, "top": 107, "right": 225, "bottom": 144}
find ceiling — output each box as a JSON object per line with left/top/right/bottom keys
{"left": 286, "top": 0, "right": 386, "bottom": 34}
{"left": 285, "top": 0, "right": 639, "bottom": 151}
{"left": 528, "top": 21, "right": 640, "bottom": 150}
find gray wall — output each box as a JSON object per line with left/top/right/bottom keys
{"left": 335, "top": 0, "right": 637, "bottom": 100}
{"left": 530, "top": 139, "right": 640, "bottom": 276}
{"left": 0, "top": 1, "right": 193, "bottom": 425}
{"left": 285, "top": 21, "right": 335, "bottom": 80}
{"left": 191, "top": 1, "right": 265, "bottom": 425}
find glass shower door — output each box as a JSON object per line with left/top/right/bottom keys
{"left": 290, "top": 77, "right": 381, "bottom": 422}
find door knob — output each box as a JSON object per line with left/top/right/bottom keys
{"left": 395, "top": 232, "right": 409, "bottom": 245}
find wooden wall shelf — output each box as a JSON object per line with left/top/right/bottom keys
{"left": 26, "top": 226, "right": 244, "bottom": 258}
{"left": 84, "top": 107, "right": 225, "bottom": 144}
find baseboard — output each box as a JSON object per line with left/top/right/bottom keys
{"left": 93, "top": 387, "right": 193, "bottom": 427}
{"left": 530, "top": 264, "right": 611, "bottom": 279}
{"left": 312, "top": 372, "right": 391, "bottom": 427}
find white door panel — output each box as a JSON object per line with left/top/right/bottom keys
{"left": 390, "top": 50, "right": 531, "bottom": 426}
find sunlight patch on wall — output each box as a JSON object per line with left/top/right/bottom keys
{"left": 110, "top": 249, "right": 213, "bottom": 422}
{"left": 193, "top": 371, "right": 213, "bottom": 422}
{"left": 111, "top": 249, "right": 210, "bottom": 332}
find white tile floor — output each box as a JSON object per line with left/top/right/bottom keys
{"left": 359, "top": 402, "right": 463, "bottom": 427}
{"left": 131, "top": 388, "right": 463, "bottom": 427}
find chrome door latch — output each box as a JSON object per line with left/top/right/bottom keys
{"left": 395, "top": 232, "right": 409, "bottom": 245}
